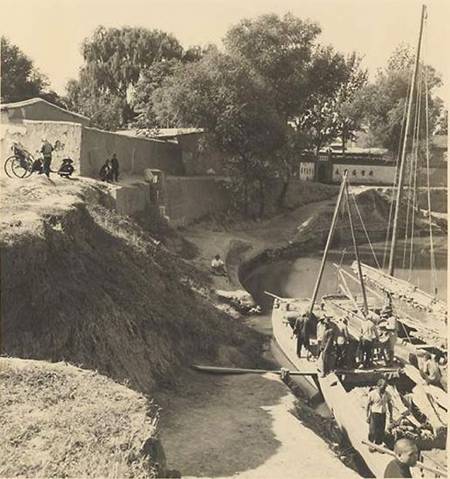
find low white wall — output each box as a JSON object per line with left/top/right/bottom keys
{"left": 333, "top": 163, "right": 394, "bottom": 184}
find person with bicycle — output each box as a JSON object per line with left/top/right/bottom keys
{"left": 40, "top": 138, "right": 54, "bottom": 177}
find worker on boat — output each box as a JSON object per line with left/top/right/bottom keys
{"left": 335, "top": 317, "right": 349, "bottom": 368}
{"left": 316, "top": 316, "right": 327, "bottom": 351}
{"left": 378, "top": 312, "right": 398, "bottom": 366}
{"left": 420, "top": 352, "right": 442, "bottom": 387}
{"left": 319, "top": 318, "right": 335, "bottom": 377}
{"left": 384, "top": 438, "right": 418, "bottom": 478}
{"left": 302, "top": 312, "right": 317, "bottom": 360}
{"left": 292, "top": 314, "right": 306, "bottom": 358}
{"left": 366, "top": 378, "right": 393, "bottom": 449}
{"left": 359, "top": 317, "right": 379, "bottom": 369}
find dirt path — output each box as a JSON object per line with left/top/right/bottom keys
{"left": 158, "top": 371, "right": 358, "bottom": 479}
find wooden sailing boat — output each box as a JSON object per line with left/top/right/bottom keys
{"left": 352, "top": 2, "right": 447, "bottom": 336}
{"left": 269, "top": 8, "right": 447, "bottom": 471}
{"left": 269, "top": 170, "right": 447, "bottom": 477}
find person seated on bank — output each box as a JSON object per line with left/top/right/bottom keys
{"left": 211, "top": 254, "right": 227, "bottom": 276}
{"left": 384, "top": 438, "right": 418, "bottom": 478}
{"left": 366, "top": 378, "right": 393, "bottom": 450}
{"left": 99, "top": 159, "right": 113, "bottom": 182}
{"left": 421, "top": 352, "right": 442, "bottom": 387}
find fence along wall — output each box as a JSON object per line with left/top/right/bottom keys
{"left": 79, "top": 127, "right": 184, "bottom": 178}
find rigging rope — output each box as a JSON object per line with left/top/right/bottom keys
{"left": 408, "top": 65, "right": 422, "bottom": 280}
{"left": 335, "top": 248, "right": 347, "bottom": 293}
{"left": 350, "top": 191, "right": 381, "bottom": 269}
{"left": 382, "top": 99, "right": 409, "bottom": 270}
{"left": 423, "top": 19, "right": 438, "bottom": 296}
{"left": 401, "top": 68, "right": 422, "bottom": 270}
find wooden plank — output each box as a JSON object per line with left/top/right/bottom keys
{"left": 270, "top": 299, "right": 321, "bottom": 399}
{"left": 318, "top": 373, "right": 388, "bottom": 478}
{"left": 192, "top": 365, "right": 318, "bottom": 376}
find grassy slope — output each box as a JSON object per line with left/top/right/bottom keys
{"left": 0, "top": 357, "right": 157, "bottom": 478}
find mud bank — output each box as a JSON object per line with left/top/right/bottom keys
{"left": 1, "top": 176, "right": 265, "bottom": 396}
{"left": 237, "top": 187, "right": 446, "bottom": 289}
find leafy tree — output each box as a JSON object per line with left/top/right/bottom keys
{"left": 66, "top": 26, "right": 186, "bottom": 129}
{"left": 66, "top": 76, "right": 127, "bottom": 130}
{"left": 434, "top": 107, "right": 448, "bottom": 135}
{"left": 131, "top": 59, "right": 182, "bottom": 129}
{"left": 333, "top": 54, "right": 368, "bottom": 152}
{"left": 152, "top": 51, "right": 285, "bottom": 216}
{"left": 1, "top": 36, "right": 47, "bottom": 102}
{"left": 224, "top": 13, "right": 321, "bottom": 121}
{"left": 359, "top": 44, "right": 442, "bottom": 153}
{"left": 294, "top": 46, "right": 358, "bottom": 156}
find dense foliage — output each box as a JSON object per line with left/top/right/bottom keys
{"left": 0, "top": 37, "right": 62, "bottom": 104}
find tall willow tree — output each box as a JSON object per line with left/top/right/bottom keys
{"left": 66, "top": 27, "right": 186, "bottom": 129}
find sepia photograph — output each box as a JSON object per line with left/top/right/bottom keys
{"left": 0, "top": 0, "right": 448, "bottom": 477}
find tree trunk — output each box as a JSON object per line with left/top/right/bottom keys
{"left": 276, "top": 160, "right": 291, "bottom": 210}
{"left": 243, "top": 178, "right": 249, "bottom": 217}
{"left": 241, "top": 155, "right": 249, "bottom": 217}
{"left": 258, "top": 178, "right": 265, "bottom": 218}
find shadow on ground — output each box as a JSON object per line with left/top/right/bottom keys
{"left": 157, "top": 371, "right": 286, "bottom": 477}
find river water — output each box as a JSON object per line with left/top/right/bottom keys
{"left": 243, "top": 239, "right": 447, "bottom": 314}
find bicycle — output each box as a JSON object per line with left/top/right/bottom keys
{"left": 4, "top": 142, "right": 36, "bottom": 178}
{"left": 4, "top": 140, "right": 74, "bottom": 179}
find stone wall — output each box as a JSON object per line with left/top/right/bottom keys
{"left": 164, "top": 176, "right": 230, "bottom": 227}
{"left": 0, "top": 120, "right": 83, "bottom": 175}
{"left": 79, "top": 127, "right": 184, "bottom": 178}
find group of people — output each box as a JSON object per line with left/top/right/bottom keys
{"left": 291, "top": 303, "right": 401, "bottom": 377}
{"left": 99, "top": 154, "right": 120, "bottom": 183}
{"left": 30, "top": 138, "right": 74, "bottom": 179}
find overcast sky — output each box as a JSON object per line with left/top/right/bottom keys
{"left": 1, "top": 0, "right": 449, "bottom": 104}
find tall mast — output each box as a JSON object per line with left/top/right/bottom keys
{"left": 309, "top": 171, "right": 348, "bottom": 314}
{"left": 345, "top": 182, "right": 369, "bottom": 315}
{"left": 388, "top": 4, "right": 427, "bottom": 277}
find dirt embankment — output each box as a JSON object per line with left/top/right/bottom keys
{"left": 1, "top": 177, "right": 264, "bottom": 395}
{"left": 0, "top": 357, "right": 161, "bottom": 478}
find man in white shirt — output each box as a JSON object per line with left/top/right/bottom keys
{"left": 379, "top": 314, "right": 398, "bottom": 365}
{"left": 360, "top": 319, "right": 378, "bottom": 368}
{"left": 366, "top": 378, "right": 393, "bottom": 448}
